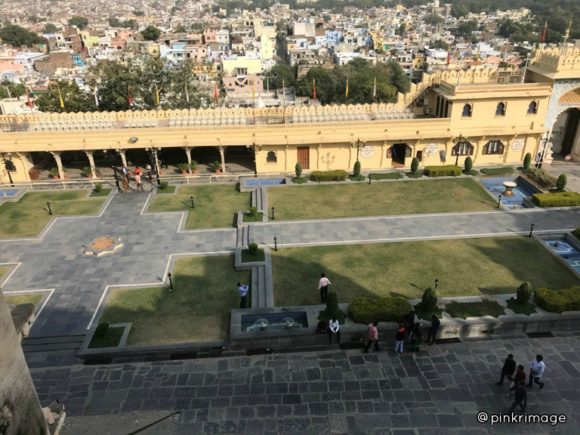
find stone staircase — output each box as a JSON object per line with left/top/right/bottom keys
{"left": 22, "top": 334, "right": 85, "bottom": 368}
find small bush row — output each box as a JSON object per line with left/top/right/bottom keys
{"left": 310, "top": 170, "right": 348, "bottom": 182}
{"left": 348, "top": 296, "right": 411, "bottom": 324}
{"left": 532, "top": 191, "right": 580, "bottom": 207}
{"left": 480, "top": 166, "right": 514, "bottom": 176}
{"left": 369, "top": 172, "right": 403, "bottom": 180}
{"left": 535, "top": 286, "right": 580, "bottom": 314}
{"left": 424, "top": 165, "right": 461, "bottom": 177}
{"left": 523, "top": 168, "right": 557, "bottom": 188}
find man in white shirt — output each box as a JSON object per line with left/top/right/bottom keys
{"left": 237, "top": 282, "right": 249, "bottom": 308}
{"left": 528, "top": 354, "right": 545, "bottom": 389}
{"left": 318, "top": 273, "right": 331, "bottom": 303}
{"left": 328, "top": 317, "right": 340, "bottom": 345}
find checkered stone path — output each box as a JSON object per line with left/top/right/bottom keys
{"left": 32, "top": 335, "right": 580, "bottom": 434}
{"left": 0, "top": 190, "right": 578, "bottom": 338}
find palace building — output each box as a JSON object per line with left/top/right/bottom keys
{"left": 0, "top": 47, "right": 579, "bottom": 184}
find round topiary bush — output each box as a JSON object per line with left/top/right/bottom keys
{"left": 421, "top": 287, "right": 438, "bottom": 312}
{"left": 556, "top": 174, "right": 567, "bottom": 191}
{"left": 318, "top": 291, "right": 346, "bottom": 322}
{"left": 248, "top": 242, "right": 258, "bottom": 255}
{"left": 295, "top": 162, "right": 302, "bottom": 178}
{"left": 523, "top": 153, "right": 532, "bottom": 170}
{"left": 516, "top": 282, "right": 532, "bottom": 305}
{"left": 353, "top": 160, "right": 361, "bottom": 177}
{"left": 464, "top": 156, "right": 473, "bottom": 173}
{"left": 411, "top": 157, "right": 419, "bottom": 174}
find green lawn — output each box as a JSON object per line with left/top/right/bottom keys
{"left": 99, "top": 255, "right": 251, "bottom": 345}
{"left": 148, "top": 185, "right": 251, "bottom": 229}
{"left": 272, "top": 237, "right": 579, "bottom": 306}
{"left": 4, "top": 293, "right": 44, "bottom": 307}
{"left": 0, "top": 190, "right": 107, "bottom": 238}
{"left": 0, "top": 266, "right": 9, "bottom": 280}
{"left": 269, "top": 178, "right": 496, "bottom": 220}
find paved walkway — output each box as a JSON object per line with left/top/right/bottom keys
{"left": 0, "top": 189, "right": 579, "bottom": 337}
{"left": 30, "top": 334, "right": 580, "bottom": 434}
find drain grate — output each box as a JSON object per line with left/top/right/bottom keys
{"left": 526, "top": 332, "right": 554, "bottom": 338}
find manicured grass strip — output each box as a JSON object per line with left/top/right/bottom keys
{"left": 243, "top": 212, "right": 263, "bottom": 222}
{"left": 157, "top": 185, "right": 176, "bottom": 194}
{"left": 480, "top": 167, "right": 514, "bottom": 176}
{"left": 271, "top": 237, "right": 578, "bottom": 306}
{"left": 444, "top": 300, "right": 505, "bottom": 319}
{"left": 369, "top": 172, "right": 403, "bottom": 180}
{"left": 269, "top": 178, "right": 496, "bottom": 221}
{"left": 241, "top": 249, "right": 265, "bottom": 263}
{"left": 4, "top": 293, "right": 44, "bottom": 306}
{"left": 89, "top": 327, "right": 124, "bottom": 348}
{"left": 148, "top": 185, "right": 251, "bottom": 229}
{"left": 0, "top": 190, "right": 107, "bottom": 238}
{"left": 99, "top": 255, "right": 250, "bottom": 345}
{"left": 506, "top": 298, "right": 537, "bottom": 315}
{"left": 90, "top": 188, "right": 112, "bottom": 197}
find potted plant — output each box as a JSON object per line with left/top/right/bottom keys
{"left": 208, "top": 161, "right": 222, "bottom": 174}
{"left": 81, "top": 166, "right": 92, "bottom": 178}
{"left": 177, "top": 163, "right": 189, "bottom": 174}
{"left": 28, "top": 167, "right": 40, "bottom": 180}
{"left": 49, "top": 167, "right": 60, "bottom": 179}
{"left": 189, "top": 160, "right": 198, "bottom": 174}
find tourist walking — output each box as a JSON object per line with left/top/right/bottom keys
{"left": 509, "top": 382, "right": 527, "bottom": 413}
{"left": 134, "top": 167, "right": 144, "bottom": 191}
{"left": 363, "top": 321, "right": 379, "bottom": 353}
{"left": 496, "top": 354, "right": 516, "bottom": 386}
{"left": 528, "top": 355, "right": 545, "bottom": 389}
{"left": 328, "top": 317, "right": 340, "bottom": 345}
{"left": 427, "top": 314, "right": 440, "bottom": 345}
{"left": 237, "top": 282, "right": 249, "bottom": 309}
{"left": 394, "top": 323, "right": 406, "bottom": 354}
{"left": 508, "top": 365, "right": 526, "bottom": 396}
{"left": 317, "top": 273, "right": 331, "bottom": 303}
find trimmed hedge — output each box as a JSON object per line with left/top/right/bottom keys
{"left": 369, "top": 172, "right": 404, "bottom": 180}
{"left": 535, "top": 286, "right": 580, "bottom": 314}
{"left": 348, "top": 296, "right": 411, "bottom": 324}
{"left": 310, "top": 170, "right": 348, "bottom": 182}
{"left": 532, "top": 191, "right": 580, "bottom": 207}
{"left": 480, "top": 166, "right": 514, "bottom": 176}
{"left": 424, "top": 165, "right": 461, "bottom": 177}
{"left": 523, "top": 168, "right": 557, "bottom": 188}
{"left": 573, "top": 228, "right": 580, "bottom": 239}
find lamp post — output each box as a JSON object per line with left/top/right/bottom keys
{"left": 368, "top": 174, "right": 372, "bottom": 185}
{"left": 497, "top": 194, "right": 502, "bottom": 208}
{"left": 529, "top": 223, "right": 535, "bottom": 238}
{"left": 152, "top": 148, "right": 161, "bottom": 186}
{"left": 434, "top": 279, "right": 439, "bottom": 290}
{"left": 271, "top": 206, "right": 275, "bottom": 220}
{"left": 190, "top": 195, "right": 195, "bottom": 209}
{"left": 274, "top": 236, "right": 278, "bottom": 252}
{"left": 168, "top": 272, "right": 174, "bottom": 290}
{"left": 2, "top": 153, "right": 14, "bottom": 186}
{"left": 46, "top": 201, "right": 52, "bottom": 215}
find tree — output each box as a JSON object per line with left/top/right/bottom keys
{"left": 424, "top": 14, "right": 444, "bottom": 26}
{"left": 141, "top": 25, "right": 161, "bottom": 41}
{"left": 0, "top": 80, "right": 26, "bottom": 99}
{"left": 42, "top": 23, "right": 59, "bottom": 34}
{"left": 108, "top": 17, "right": 121, "bottom": 27}
{"left": 174, "top": 24, "right": 186, "bottom": 33}
{"left": 431, "top": 39, "right": 449, "bottom": 50}
{"left": 454, "top": 21, "right": 477, "bottom": 38}
{"left": 267, "top": 64, "right": 295, "bottom": 90}
{"left": 0, "top": 25, "right": 42, "bottom": 47}
{"left": 556, "top": 174, "right": 567, "bottom": 191}
{"left": 167, "top": 60, "right": 205, "bottom": 109}
{"left": 68, "top": 16, "right": 89, "bottom": 30}
{"left": 318, "top": 291, "right": 346, "bottom": 322}
{"left": 296, "top": 67, "right": 336, "bottom": 104}
{"left": 138, "top": 57, "right": 169, "bottom": 108}
{"left": 35, "top": 81, "right": 95, "bottom": 113}
{"left": 91, "top": 62, "right": 140, "bottom": 111}
{"left": 523, "top": 153, "right": 531, "bottom": 170}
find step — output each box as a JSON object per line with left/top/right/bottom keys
{"left": 257, "top": 266, "right": 266, "bottom": 308}
{"left": 23, "top": 342, "right": 82, "bottom": 353}
{"left": 23, "top": 335, "right": 85, "bottom": 346}
{"left": 251, "top": 267, "right": 259, "bottom": 308}
{"left": 251, "top": 190, "right": 258, "bottom": 208}
{"left": 247, "top": 225, "right": 253, "bottom": 246}
{"left": 264, "top": 262, "right": 274, "bottom": 308}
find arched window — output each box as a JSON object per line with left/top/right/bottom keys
{"left": 483, "top": 140, "right": 505, "bottom": 155}
{"left": 527, "top": 101, "right": 538, "bottom": 115}
{"left": 452, "top": 141, "right": 474, "bottom": 156}
{"left": 462, "top": 103, "right": 472, "bottom": 117}
{"left": 496, "top": 102, "right": 506, "bottom": 116}
{"left": 266, "top": 151, "right": 277, "bottom": 163}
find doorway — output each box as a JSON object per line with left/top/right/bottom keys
{"left": 389, "top": 143, "right": 411, "bottom": 167}
{"left": 297, "top": 147, "right": 310, "bottom": 169}
{"left": 560, "top": 108, "right": 580, "bottom": 156}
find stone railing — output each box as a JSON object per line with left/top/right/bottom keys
{"left": 0, "top": 103, "right": 416, "bottom": 133}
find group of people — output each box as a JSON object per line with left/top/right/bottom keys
{"left": 497, "top": 354, "right": 546, "bottom": 412}
{"left": 119, "top": 164, "right": 153, "bottom": 192}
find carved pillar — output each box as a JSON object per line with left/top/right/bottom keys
{"left": 50, "top": 151, "right": 64, "bottom": 180}
{"left": 218, "top": 146, "right": 226, "bottom": 173}
{"left": 152, "top": 149, "right": 160, "bottom": 176}
{"left": 117, "top": 149, "right": 127, "bottom": 167}
{"left": 85, "top": 150, "right": 97, "bottom": 179}
{"left": 183, "top": 147, "right": 192, "bottom": 174}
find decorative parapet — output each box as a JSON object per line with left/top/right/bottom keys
{"left": 531, "top": 47, "right": 580, "bottom": 75}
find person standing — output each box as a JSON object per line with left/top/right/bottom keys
{"left": 496, "top": 354, "right": 516, "bottom": 386}
{"left": 394, "top": 323, "right": 406, "bottom": 354}
{"left": 145, "top": 164, "right": 153, "bottom": 183}
{"left": 427, "top": 314, "right": 440, "bottom": 345}
{"left": 528, "top": 355, "right": 545, "bottom": 389}
{"left": 328, "top": 317, "right": 340, "bottom": 345}
{"left": 509, "top": 382, "right": 527, "bottom": 413}
{"left": 317, "top": 273, "right": 331, "bottom": 303}
{"left": 134, "top": 167, "right": 144, "bottom": 191}
{"left": 508, "top": 365, "right": 526, "bottom": 396}
{"left": 237, "top": 282, "right": 249, "bottom": 309}
{"left": 363, "top": 321, "right": 379, "bottom": 353}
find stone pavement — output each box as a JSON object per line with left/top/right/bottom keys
{"left": 0, "top": 187, "right": 579, "bottom": 338}
{"left": 30, "top": 334, "right": 580, "bottom": 434}
{"left": 544, "top": 160, "right": 580, "bottom": 193}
